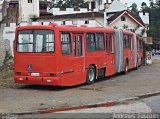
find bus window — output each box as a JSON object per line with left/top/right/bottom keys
{"left": 73, "top": 36, "right": 77, "bottom": 56}
{"left": 106, "top": 35, "right": 114, "bottom": 54}
{"left": 78, "top": 36, "right": 83, "bottom": 56}
{"left": 73, "top": 35, "right": 83, "bottom": 57}
{"left": 61, "top": 33, "right": 72, "bottom": 55}
{"left": 87, "top": 33, "right": 96, "bottom": 52}
{"left": 46, "top": 34, "right": 54, "bottom": 52}
{"left": 96, "top": 33, "right": 104, "bottom": 51}
{"left": 17, "top": 30, "right": 54, "bottom": 53}
{"left": 124, "top": 35, "right": 129, "bottom": 48}
{"left": 129, "top": 35, "right": 132, "bottom": 51}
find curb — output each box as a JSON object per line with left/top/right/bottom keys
{"left": 10, "top": 91, "right": 160, "bottom": 116}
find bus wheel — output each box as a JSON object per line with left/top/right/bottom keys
{"left": 124, "top": 61, "right": 128, "bottom": 74}
{"left": 86, "top": 65, "right": 96, "bottom": 85}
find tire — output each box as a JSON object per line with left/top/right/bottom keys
{"left": 86, "top": 65, "right": 96, "bottom": 85}
{"left": 124, "top": 60, "right": 128, "bottom": 74}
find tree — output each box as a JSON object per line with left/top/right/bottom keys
{"left": 146, "top": 0, "right": 160, "bottom": 48}
{"left": 51, "top": 0, "right": 88, "bottom": 8}
{"left": 130, "top": 3, "right": 138, "bottom": 14}
{"left": 141, "top": 2, "right": 150, "bottom": 13}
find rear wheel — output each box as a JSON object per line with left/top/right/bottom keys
{"left": 86, "top": 65, "right": 96, "bottom": 85}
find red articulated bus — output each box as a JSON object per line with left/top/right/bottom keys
{"left": 14, "top": 23, "right": 143, "bottom": 86}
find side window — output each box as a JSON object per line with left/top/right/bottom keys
{"left": 124, "top": 35, "right": 129, "bottom": 48}
{"left": 129, "top": 35, "right": 132, "bottom": 51}
{"left": 73, "top": 36, "right": 76, "bottom": 56}
{"left": 73, "top": 35, "right": 83, "bottom": 57}
{"left": 61, "top": 33, "right": 71, "bottom": 55}
{"left": 87, "top": 33, "right": 96, "bottom": 52}
{"left": 96, "top": 33, "right": 104, "bottom": 51}
{"left": 46, "top": 34, "right": 54, "bottom": 52}
{"left": 78, "top": 36, "right": 83, "bottom": 56}
{"left": 106, "top": 35, "right": 114, "bottom": 53}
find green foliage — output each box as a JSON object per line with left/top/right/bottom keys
{"left": 141, "top": 0, "right": 160, "bottom": 44}
{"left": 52, "top": 0, "right": 88, "bottom": 8}
{"left": 0, "top": 50, "right": 14, "bottom": 72}
{"left": 3, "top": 50, "right": 13, "bottom": 64}
{"left": 123, "top": 24, "right": 128, "bottom": 30}
{"left": 113, "top": 26, "right": 118, "bottom": 29}
{"left": 130, "top": 3, "right": 138, "bottom": 14}
{"left": 141, "top": 28, "right": 146, "bottom": 36}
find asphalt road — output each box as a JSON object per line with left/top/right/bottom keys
{"left": 143, "top": 95, "right": 160, "bottom": 113}
{"left": 153, "top": 54, "right": 160, "bottom": 60}
{"left": 17, "top": 95, "right": 160, "bottom": 118}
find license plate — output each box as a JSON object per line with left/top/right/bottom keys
{"left": 31, "top": 73, "right": 40, "bottom": 77}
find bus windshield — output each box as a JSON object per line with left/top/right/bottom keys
{"left": 17, "top": 30, "right": 54, "bottom": 53}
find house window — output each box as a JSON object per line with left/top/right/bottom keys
{"left": 85, "top": 20, "right": 89, "bottom": 24}
{"left": 91, "top": 1, "right": 95, "bottom": 10}
{"left": 28, "top": 0, "right": 32, "bottom": 3}
{"left": 62, "top": 21, "right": 66, "bottom": 25}
{"left": 143, "top": 11, "right": 145, "bottom": 15}
{"left": 98, "top": 0, "right": 102, "bottom": 5}
{"left": 121, "top": 16, "right": 126, "bottom": 21}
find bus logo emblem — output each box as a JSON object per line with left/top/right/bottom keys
{"left": 28, "top": 65, "right": 32, "bottom": 71}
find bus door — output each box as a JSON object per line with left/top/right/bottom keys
{"left": 72, "top": 34, "right": 85, "bottom": 72}
{"left": 105, "top": 34, "right": 116, "bottom": 76}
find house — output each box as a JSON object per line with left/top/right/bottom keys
{"left": 35, "top": 10, "right": 146, "bottom": 35}
{"left": 36, "top": 11, "right": 104, "bottom": 27}
{"left": 84, "top": 0, "right": 114, "bottom": 11}
{"left": 84, "top": 0, "right": 127, "bottom": 11}
{"left": 0, "top": 0, "right": 52, "bottom": 57}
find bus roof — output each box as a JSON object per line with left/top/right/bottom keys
{"left": 16, "top": 25, "right": 115, "bottom": 33}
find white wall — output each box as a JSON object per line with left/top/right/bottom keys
{"left": 0, "top": 4, "right": 2, "bottom": 21}
{"left": 109, "top": 14, "right": 145, "bottom": 35}
{"left": 139, "top": 12, "right": 149, "bottom": 25}
{"left": 86, "top": 0, "right": 117, "bottom": 11}
{"left": 3, "top": 23, "right": 16, "bottom": 56}
{"left": 50, "top": 8, "right": 88, "bottom": 15}
{"left": 38, "top": 17, "right": 104, "bottom": 27}
{"left": 19, "top": 0, "right": 40, "bottom": 23}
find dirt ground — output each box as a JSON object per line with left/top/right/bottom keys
{"left": 0, "top": 58, "right": 160, "bottom": 113}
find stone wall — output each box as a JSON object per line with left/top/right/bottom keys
{"left": 0, "top": 27, "right": 5, "bottom": 66}
{"left": 0, "top": 26, "right": 12, "bottom": 66}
